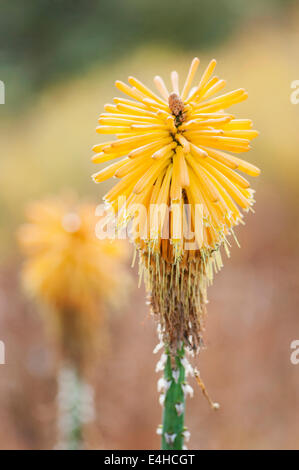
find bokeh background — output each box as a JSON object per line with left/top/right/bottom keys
{"left": 1, "top": 0, "right": 299, "bottom": 449}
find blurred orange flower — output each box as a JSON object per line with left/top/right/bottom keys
{"left": 18, "top": 195, "right": 131, "bottom": 366}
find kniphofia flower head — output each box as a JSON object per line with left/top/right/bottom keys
{"left": 92, "top": 58, "right": 260, "bottom": 353}
{"left": 18, "top": 195, "right": 130, "bottom": 367}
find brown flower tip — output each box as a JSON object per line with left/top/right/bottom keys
{"left": 168, "top": 92, "right": 185, "bottom": 121}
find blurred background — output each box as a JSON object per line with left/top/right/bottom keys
{"left": 1, "top": 0, "right": 299, "bottom": 449}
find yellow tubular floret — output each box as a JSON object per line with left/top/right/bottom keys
{"left": 177, "top": 147, "right": 190, "bottom": 187}
{"left": 128, "top": 76, "right": 167, "bottom": 105}
{"left": 152, "top": 142, "right": 177, "bottom": 160}
{"left": 187, "top": 59, "right": 217, "bottom": 103}
{"left": 115, "top": 80, "right": 145, "bottom": 102}
{"left": 92, "top": 158, "right": 129, "bottom": 183}
{"left": 129, "top": 138, "right": 172, "bottom": 158}
{"left": 133, "top": 157, "right": 170, "bottom": 195}
{"left": 170, "top": 151, "right": 182, "bottom": 202}
{"left": 154, "top": 76, "right": 170, "bottom": 101}
{"left": 170, "top": 71, "right": 180, "bottom": 95}
{"left": 200, "top": 79, "right": 227, "bottom": 101}
{"left": 181, "top": 57, "right": 200, "bottom": 101}
{"left": 113, "top": 97, "right": 148, "bottom": 110}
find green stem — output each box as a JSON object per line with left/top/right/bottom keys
{"left": 57, "top": 364, "right": 84, "bottom": 450}
{"left": 68, "top": 367, "right": 83, "bottom": 450}
{"left": 161, "top": 344, "right": 185, "bottom": 450}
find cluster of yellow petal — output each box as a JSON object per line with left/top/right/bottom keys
{"left": 92, "top": 57, "right": 260, "bottom": 263}
{"left": 18, "top": 196, "right": 130, "bottom": 366}
{"left": 92, "top": 58, "right": 260, "bottom": 351}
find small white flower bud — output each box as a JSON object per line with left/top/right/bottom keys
{"left": 182, "top": 430, "right": 191, "bottom": 442}
{"left": 175, "top": 403, "right": 185, "bottom": 416}
{"left": 159, "top": 393, "right": 165, "bottom": 406}
{"left": 156, "top": 426, "right": 162, "bottom": 435}
{"left": 172, "top": 369, "right": 180, "bottom": 383}
{"left": 164, "top": 433, "right": 177, "bottom": 445}
{"left": 153, "top": 342, "right": 163, "bottom": 354}
{"left": 157, "top": 377, "right": 166, "bottom": 392}
{"left": 182, "top": 383, "right": 194, "bottom": 398}
{"left": 155, "top": 353, "right": 167, "bottom": 372}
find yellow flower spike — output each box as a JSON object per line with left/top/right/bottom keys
{"left": 92, "top": 57, "right": 260, "bottom": 352}
{"left": 18, "top": 196, "right": 131, "bottom": 368}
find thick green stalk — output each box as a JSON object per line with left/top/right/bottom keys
{"left": 161, "top": 344, "right": 185, "bottom": 450}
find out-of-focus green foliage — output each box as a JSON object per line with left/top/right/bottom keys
{"left": 0, "top": 0, "right": 294, "bottom": 108}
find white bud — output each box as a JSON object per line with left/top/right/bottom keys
{"left": 164, "top": 433, "right": 177, "bottom": 445}
{"left": 182, "top": 430, "right": 191, "bottom": 442}
{"left": 157, "top": 377, "right": 166, "bottom": 392}
{"left": 156, "top": 426, "right": 162, "bottom": 435}
{"left": 153, "top": 342, "right": 163, "bottom": 354}
{"left": 172, "top": 369, "right": 180, "bottom": 383}
{"left": 175, "top": 403, "right": 184, "bottom": 416}
{"left": 165, "top": 380, "right": 172, "bottom": 392}
{"left": 181, "top": 358, "right": 194, "bottom": 377}
{"left": 159, "top": 393, "right": 165, "bottom": 406}
{"left": 182, "top": 383, "right": 194, "bottom": 398}
{"left": 155, "top": 353, "right": 167, "bottom": 372}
